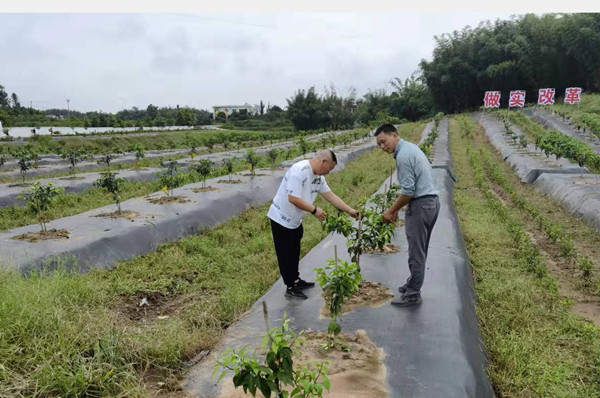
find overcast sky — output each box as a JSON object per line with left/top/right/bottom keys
{"left": 0, "top": 10, "right": 572, "bottom": 113}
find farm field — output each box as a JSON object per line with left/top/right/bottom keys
{"left": 0, "top": 124, "right": 427, "bottom": 396}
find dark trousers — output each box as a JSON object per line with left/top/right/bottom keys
{"left": 404, "top": 195, "right": 440, "bottom": 297}
{"left": 270, "top": 219, "right": 303, "bottom": 288}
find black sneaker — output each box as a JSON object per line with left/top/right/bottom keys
{"left": 398, "top": 285, "right": 407, "bottom": 294}
{"left": 296, "top": 279, "right": 315, "bottom": 290}
{"left": 391, "top": 294, "right": 422, "bottom": 307}
{"left": 285, "top": 286, "right": 308, "bottom": 300}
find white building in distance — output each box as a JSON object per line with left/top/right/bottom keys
{"left": 212, "top": 104, "right": 257, "bottom": 118}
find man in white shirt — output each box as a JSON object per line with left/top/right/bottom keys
{"left": 268, "top": 150, "right": 358, "bottom": 299}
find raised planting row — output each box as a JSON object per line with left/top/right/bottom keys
{"left": 449, "top": 116, "right": 600, "bottom": 397}
{"left": 0, "top": 142, "right": 377, "bottom": 273}
{"left": 507, "top": 110, "right": 600, "bottom": 173}
{"left": 525, "top": 108, "right": 600, "bottom": 156}
{"left": 0, "top": 137, "right": 309, "bottom": 208}
{"left": 0, "top": 126, "right": 305, "bottom": 158}
{"left": 0, "top": 126, "right": 350, "bottom": 172}
{"left": 0, "top": 143, "right": 401, "bottom": 397}
{"left": 4, "top": 125, "right": 195, "bottom": 138}
{"left": 0, "top": 133, "right": 377, "bottom": 231}
{"left": 0, "top": 127, "right": 342, "bottom": 180}
{"left": 473, "top": 112, "right": 588, "bottom": 183}
{"left": 479, "top": 111, "right": 600, "bottom": 233}
{"left": 0, "top": 123, "right": 419, "bottom": 230}
{"left": 185, "top": 125, "right": 494, "bottom": 397}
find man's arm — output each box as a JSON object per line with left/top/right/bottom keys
{"left": 288, "top": 195, "right": 326, "bottom": 221}
{"left": 383, "top": 194, "right": 412, "bottom": 223}
{"left": 287, "top": 195, "right": 316, "bottom": 213}
{"left": 320, "top": 191, "right": 358, "bottom": 217}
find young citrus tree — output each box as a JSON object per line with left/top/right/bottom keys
{"left": 61, "top": 147, "right": 90, "bottom": 175}
{"left": 245, "top": 149, "right": 260, "bottom": 176}
{"left": 95, "top": 171, "right": 125, "bottom": 213}
{"left": 157, "top": 160, "right": 185, "bottom": 196}
{"left": 267, "top": 148, "right": 280, "bottom": 169}
{"left": 214, "top": 313, "right": 330, "bottom": 398}
{"left": 296, "top": 136, "right": 310, "bottom": 158}
{"left": 223, "top": 156, "right": 236, "bottom": 181}
{"left": 12, "top": 146, "right": 36, "bottom": 183}
{"left": 97, "top": 147, "right": 123, "bottom": 169}
{"left": 192, "top": 158, "right": 213, "bottom": 187}
{"left": 315, "top": 257, "right": 362, "bottom": 349}
{"left": 19, "top": 182, "right": 64, "bottom": 232}
{"left": 130, "top": 143, "right": 145, "bottom": 166}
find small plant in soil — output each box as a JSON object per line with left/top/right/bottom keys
{"left": 296, "top": 136, "right": 310, "bottom": 158}
{"left": 223, "top": 156, "right": 236, "bottom": 181}
{"left": 157, "top": 160, "right": 185, "bottom": 197}
{"left": 97, "top": 147, "right": 123, "bottom": 169}
{"left": 328, "top": 132, "right": 337, "bottom": 149}
{"left": 214, "top": 311, "right": 330, "bottom": 398}
{"left": 267, "top": 148, "right": 280, "bottom": 169}
{"left": 95, "top": 171, "right": 125, "bottom": 213}
{"left": 186, "top": 133, "right": 198, "bottom": 159}
{"left": 61, "top": 146, "right": 90, "bottom": 175}
{"left": 0, "top": 145, "right": 8, "bottom": 168}
{"left": 130, "top": 143, "right": 145, "bottom": 166}
{"left": 245, "top": 149, "right": 260, "bottom": 176}
{"left": 192, "top": 158, "right": 213, "bottom": 187}
{"left": 19, "top": 182, "right": 64, "bottom": 233}
{"left": 319, "top": 136, "right": 328, "bottom": 149}
{"left": 205, "top": 136, "right": 215, "bottom": 153}
{"left": 315, "top": 257, "right": 362, "bottom": 350}
{"left": 12, "top": 146, "right": 36, "bottom": 183}
{"left": 519, "top": 135, "right": 529, "bottom": 149}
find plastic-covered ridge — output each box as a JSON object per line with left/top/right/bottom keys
{"left": 0, "top": 142, "right": 376, "bottom": 273}
{"left": 183, "top": 170, "right": 493, "bottom": 398}
{"left": 473, "top": 112, "right": 588, "bottom": 183}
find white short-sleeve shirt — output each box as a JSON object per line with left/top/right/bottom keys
{"left": 267, "top": 159, "right": 331, "bottom": 229}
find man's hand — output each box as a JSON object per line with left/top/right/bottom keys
{"left": 314, "top": 207, "right": 326, "bottom": 222}
{"left": 382, "top": 208, "right": 398, "bottom": 223}
{"left": 348, "top": 208, "right": 360, "bottom": 219}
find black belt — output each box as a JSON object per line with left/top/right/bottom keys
{"left": 411, "top": 194, "right": 438, "bottom": 201}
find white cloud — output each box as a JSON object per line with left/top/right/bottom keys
{"left": 0, "top": 12, "right": 542, "bottom": 113}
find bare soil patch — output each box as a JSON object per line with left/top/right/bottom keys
{"left": 217, "top": 179, "right": 244, "bottom": 184}
{"left": 147, "top": 196, "right": 190, "bottom": 204}
{"left": 191, "top": 186, "right": 221, "bottom": 193}
{"left": 93, "top": 210, "right": 140, "bottom": 219}
{"left": 115, "top": 290, "right": 193, "bottom": 322}
{"left": 321, "top": 280, "right": 393, "bottom": 318}
{"left": 220, "top": 329, "right": 387, "bottom": 398}
{"left": 363, "top": 244, "right": 401, "bottom": 254}
{"left": 11, "top": 228, "right": 70, "bottom": 242}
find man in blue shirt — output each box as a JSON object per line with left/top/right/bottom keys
{"left": 375, "top": 124, "right": 440, "bottom": 306}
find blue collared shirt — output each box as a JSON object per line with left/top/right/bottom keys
{"left": 393, "top": 139, "right": 439, "bottom": 198}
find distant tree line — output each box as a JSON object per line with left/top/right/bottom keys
{"left": 420, "top": 13, "right": 600, "bottom": 113}
{"left": 0, "top": 94, "right": 214, "bottom": 129}
{"left": 2, "top": 13, "right": 599, "bottom": 131}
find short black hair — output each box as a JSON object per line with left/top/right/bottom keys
{"left": 329, "top": 149, "right": 337, "bottom": 163}
{"left": 374, "top": 124, "right": 398, "bottom": 136}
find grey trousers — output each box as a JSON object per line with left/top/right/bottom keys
{"left": 403, "top": 195, "right": 440, "bottom": 297}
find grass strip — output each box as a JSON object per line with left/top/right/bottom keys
{"left": 0, "top": 141, "right": 403, "bottom": 396}
{"left": 450, "top": 116, "right": 600, "bottom": 397}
